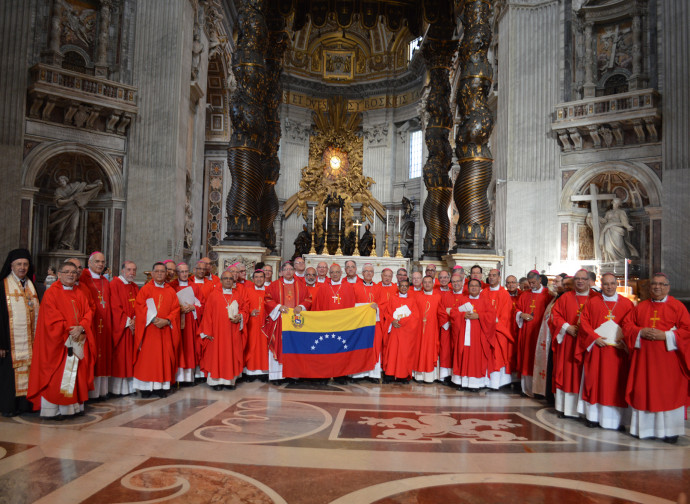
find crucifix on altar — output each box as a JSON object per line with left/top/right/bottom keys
{"left": 571, "top": 183, "right": 616, "bottom": 261}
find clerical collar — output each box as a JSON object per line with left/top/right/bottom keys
{"left": 363, "top": 281, "right": 373, "bottom": 286}
{"left": 178, "top": 280, "right": 188, "bottom": 286}
{"left": 509, "top": 291, "right": 519, "bottom": 297}
{"left": 282, "top": 278, "right": 295, "bottom": 285}
{"left": 317, "top": 277, "right": 326, "bottom": 283}
{"left": 223, "top": 288, "right": 233, "bottom": 294}
{"left": 347, "top": 277, "right": 358, "bottom": 283}
{"left": 423, "top": 290, "right": 433, "bottom": 295}
{"left": 453, "top": 290, "right": 463, "bottom": 295}
{"left": 254, "top": 285, "right": 265, "bottom": 291}
{"left": 531, "top": 286, "right": 544, "bottom": 293}
{"left": 295, "top": 272, "right": 304, "bottom": 277}
{"left": 652, "top": 296, "right": 668, "bottom": 303}
{"left": 331, "top": 279, "right": 342, "bottom": 286}
{"left": 306, "top": 282, "right": 315, "bottom": 287}
{"left": 89, "top": 268, "right": 101, "bottom": 279}
{"left": 398, "top": 293, "right": 408, "bottom": 298}
{"left": 62, "top": 284, "right": 74, "bottom": 290}
{"left": 154, "top": 282, "right": 165, "bottom": 288}
{"left": 194, "top": 277, "right": 205, "bottom": 283}
{"left": 602, "top": 293, "right": 618, "bottom": 302}
{"left": 414, "top": 287, "right": 421, "bottom": 291}
{"left": 439, "top": 287, "right": 449, "bottom": 291}
{"left": 490, "top": 285, "right": 500, "bottom": 291}
{"left": 576, "top": 290, "right": 589, "bottom": 296}
{"left": 470, "top": 295, "right": 480, "bottom": 299}
{"left": 119, "top": 275, "right": 129, "bottom": 284}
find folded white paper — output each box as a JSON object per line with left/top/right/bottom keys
{"left": 176, "top": 286, "right": 200, "bottom": 319}
{"left": 392, "top": 304, "right": 411, "bottom": 320}
{"left": 146, "top": 298, "right": 157, "bottom": 326}
{"left": 227, "top": 299, "right": 239, "bottom": 319}
{"left": 457, "top": 302, "right": 474, "bottom": 313}
{"left": 64, "top": 334, "right": 85, "bottom": 360}
{"left": 595, "top": 319, "right": 621, "bottom": 346}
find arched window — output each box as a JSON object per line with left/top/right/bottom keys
{"left": 600, "top": 74, "right": 628, "bottom": 96}
{"left": 62, "top": 51, "right": 93, "bottom": 75}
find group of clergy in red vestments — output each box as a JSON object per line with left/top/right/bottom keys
{"left": 25, "top": 251, "right": 689, "bottom": 443}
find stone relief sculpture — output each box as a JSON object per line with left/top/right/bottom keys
{"left": 588, "top": 198, "right": 639, "bottom": 263}
{"left": 48, "top": 176, "right": 103, "bottom": 250}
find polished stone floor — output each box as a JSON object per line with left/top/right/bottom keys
{"left": 0, "top": 380, "right": 688, "bottom": 503}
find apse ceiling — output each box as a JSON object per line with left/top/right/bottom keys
{"left": 264, "top": 0, "right": 457, "bottom": 85}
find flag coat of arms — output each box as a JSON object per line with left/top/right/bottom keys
{"left": 281, "top": 305, "right": 377, "bottom": 378}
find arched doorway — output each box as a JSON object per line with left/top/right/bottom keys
{"left": 559, "top": 161, "right": 662, "bottom": 277}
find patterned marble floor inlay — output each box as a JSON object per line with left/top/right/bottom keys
{"left": 0, "top": 382, "right": 687, "bottom": 503}
{"left": 333, "top": 409, "right": 569, "bottom": 443}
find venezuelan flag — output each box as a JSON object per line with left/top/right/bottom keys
{"left": 281, "top": 305, "right": 377, "bottom": 378}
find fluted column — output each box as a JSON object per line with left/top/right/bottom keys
{"left": 224, "top": 0, "right": 268, "bottom": 243}
{"left": 454, "top": 0, "right": 494, "bottom": 250}
{"left": 259, "top": 11, "right": 288, "bottom": 254}
{"left": 420, "top": 23, "right": 455, "bottom": 259}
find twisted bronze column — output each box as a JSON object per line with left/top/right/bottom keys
{"left": 421, "top": 25, "right": 456, "bottom": 259}
{"left": 454, "top": 0, "right": 494, "bottom": 249}
{"left": 259, "top": 12, "right": 289, "bottom": 253}
{"left": 225, "top": 0, "right": 268, "bottom": 242}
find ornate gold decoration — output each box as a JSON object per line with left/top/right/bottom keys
{"left": 454, "top": 0, "right": 494, "bottom": 249}
{"left": 284, "top": 96, "right": 385, "bottom": 252}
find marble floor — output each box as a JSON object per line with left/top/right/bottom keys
{"left": 1, "top": 380, "right": 688, "bottom": 504}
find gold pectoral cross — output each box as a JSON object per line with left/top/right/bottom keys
{"left": 98, "top": 291, "right": 105, "bottom": 308}
{"left": 332, "top": 293, "right": 341, "bottom": 304}
{"left": 128, "top": 294, "right": 136, "bottom": 309}
{"left": 650, "top": 310, "right": 660, "bottom": 328}
{"left": 605, "top": 311, "right": 615, "bottom": 321}
{"left": 529, "top": 299, "right": 536, "bottom": 316}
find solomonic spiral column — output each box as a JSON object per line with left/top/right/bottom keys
{"left": 259, "top": 12, "right": 288, "bottom": 253}
{"left": 454, "top": 0, "right": 494, "bottom": 250}
{"left": 421, "top": 24, "right": 456, "bottom": 259}
{"left": 224, "top": 0, "right": 268, "bottom": 243}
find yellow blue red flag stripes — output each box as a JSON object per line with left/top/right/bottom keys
{"left": 281, "top": 305, "right": 377, "bottom": 378}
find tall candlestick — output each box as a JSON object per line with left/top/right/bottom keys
{"left": 339, "top": 208, "right": 342, "bottom": 231}
{"left": 372, "top": 213, "right": 375, "bottom": 232}
{"left": 325, "top": 208, "right": 329, "bottom": 231}
{"left": 398, "top": 209, "right": 401, "bottom": 233}
{"left": 386, "top": 210, "right": 389, "bottom": 234}
{"left": 311, "top": 206, "right": 314, "bottom": 229}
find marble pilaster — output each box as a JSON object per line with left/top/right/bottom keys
{"left": 0, "top": 0, "right": 35, "bottom": 252}
{"left": 125, "top": 0, "right": 195, "bottom": 279}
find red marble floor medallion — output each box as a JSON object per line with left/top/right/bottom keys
{"left": 332, "top": 410, "right": 568, "bottom": 443}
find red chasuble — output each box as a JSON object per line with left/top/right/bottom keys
{"left": 577, "top": 294, "right": 634, "bottom": 408}
{"left": 199, "top": 289, "right": 249, "bottom": 381}
{"left": 79, "top": 269, "right": 112, "bottom": 377}
{"left": 508, "top": 292, "right": 521, "bottom": 373}
{"left": 27, "top": 282, "right": 95, "bottom": 407}
{"left": 263, "top": 279, "right": 312, "bottom": 364}
{"left": 515, "top": 288, "right": 552, "bottom": 377}
{"left": 110, "top": 277, "right": 139, "bottom": 380}
{"left": 244, "top": 285, "right": 268, "bottom": 371}
{"left": 169, "top": 280, "right": 204, "bottom": 373}
{"left": 440, "top": 291, "right": 466, "bottom": 370}
{"left": 623, "top": 297, "right": 690, "bottom": 412}
{"left": 482, "top": 286, "right": 515, "bottom": 373}
{"left": 354, "top": 282, "right": 384, "bottom": 360}
{"left": 549, "top": 291, "right": 593, "bottom": 395}
{"left": 133, "top": 282, "right": 181, "bottom": 384}
{"left": 312, "top": 281, "right": 356, "bottom": 311}
{"left": 414, "top": 291, "right": 444, "bottom": 373}
{"left": 450, "top": 295, "right": 496, "bottom": 380}
{"left": 383, "top": 295, "right": 420, "bottom": 378}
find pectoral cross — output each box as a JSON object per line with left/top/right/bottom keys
{"left": 128, "top": 293, "right": 136, "bottom": 309}
{"left": 529, "top": 299, "right": 536, "bottom": 316}
{"left": 97, "top": 319, "right": 103, "bottom": 333}
{"left": 332, "top": 293, "right": 341, "bottom": 304}
{"left": 98, "top": 291, "right": 106, "bottom": 309}
{"left": 605, "top": 311, "right": 616, "bottom": 321}
{"left": 577, "top": 303, "right": 584, "bottom": 325}
{"left": 650, "top": 310, "right": 660, "bottom": 328}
